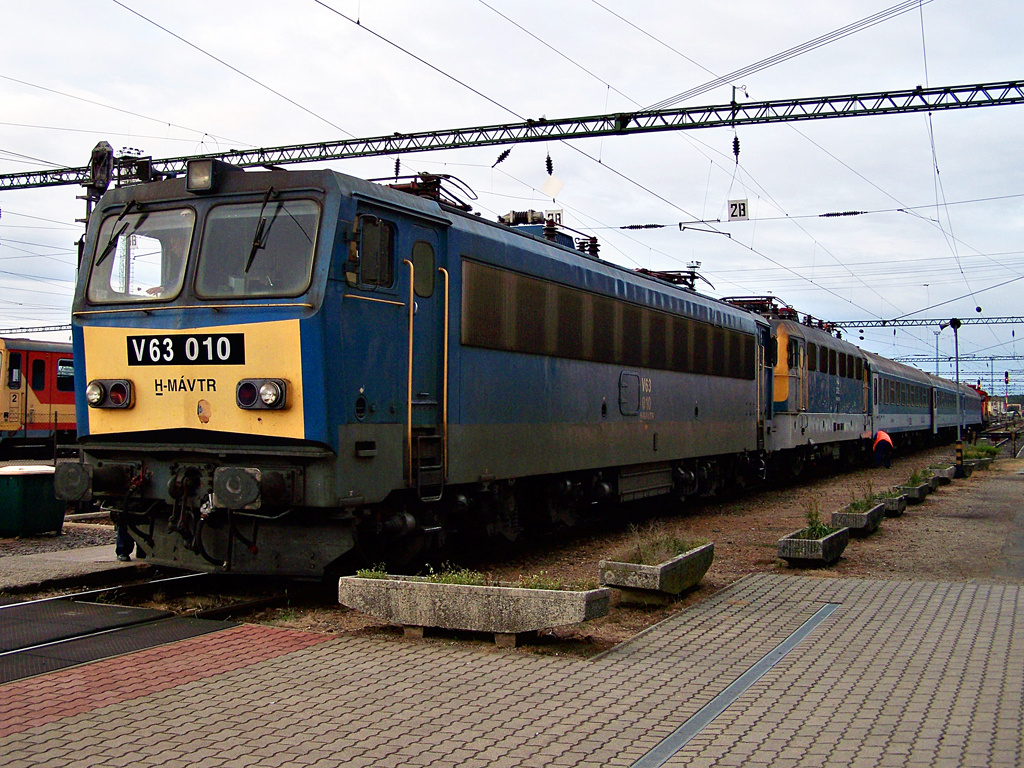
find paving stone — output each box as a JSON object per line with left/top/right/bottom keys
{"left": 4, "top": 574, "right": 1023, "bottom": 767}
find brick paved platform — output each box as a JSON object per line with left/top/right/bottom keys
{"left": 2, "top": 573, "right": 1021, "bottom": 767}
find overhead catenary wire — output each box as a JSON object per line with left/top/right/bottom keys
{"left": 113, "top": 1, "right": 357, "bottom": 139}
{"left": 0, "top": 74, "right": 247, "bottom": 150}
{"left": 452, "top": 1, "right": 923, "bottom": 319}
{"left": 645, "top": 0, "right": 935, "bottom": 110}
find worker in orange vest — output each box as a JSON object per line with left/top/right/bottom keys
{"left": 873, "top": 430, "right": 893, "bottom": 469}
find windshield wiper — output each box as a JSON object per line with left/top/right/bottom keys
{"left": 245, "top": 187, "right": 278, "bottom": 273}
{"left": 95, "top": 200, "right": 142, "bottom": 267}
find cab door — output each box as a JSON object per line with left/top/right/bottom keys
{"left": 404, "top": 223, "right": 447, "bottom": 501}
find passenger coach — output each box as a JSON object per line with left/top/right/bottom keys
{"left": 0, "top": 337, "right": 75, "bottom": 457}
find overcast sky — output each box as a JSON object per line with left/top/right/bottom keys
{"left": 2, "top": 0, "right": 1023, "bottom": 390}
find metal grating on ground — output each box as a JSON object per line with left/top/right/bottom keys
{"left": 0, "top": 600, "right": 172, "bottom": 652}
{"left": 0, "top": 616, "right": 234, "bottom": 683}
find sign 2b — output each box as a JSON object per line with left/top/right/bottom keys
{"left": 728, "top": 199, "right": 749, "bottom": 221}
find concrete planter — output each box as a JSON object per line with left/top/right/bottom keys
{"left": 337, "top": 576, "right": 611, "bottom": 647}
{"left": 930, "top": 466, "right": 955, "bottom": 485}
{"left": 778, "top": 527, "right": 850, "bottom": 567}
{"left": 881, "top": 494, "right": 908, "bottom": 517}
{"left": 901, "top": 483, "right": 930, "bottom": 504}
{"left": 598, "top": 543, "right": 714, "bottom": 605}
{"left": 955, "top": 462, "right": 974, "bottom": 479}
{"left": 926, "top": 475, "right": 942, "bottom": 491}
{"left": 832, "top": 503, "right": 885, "bottom": 537}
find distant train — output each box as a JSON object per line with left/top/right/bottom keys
{"left": 54, "top": 161, "right": 983, "bottom": 577}
{"left": 727, "top": 298, "right": 985, "bottom": 478}
{"left": 0, "top": 337, "right": 76, "bottom": 457}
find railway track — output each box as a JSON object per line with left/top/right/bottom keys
{"left": 0, "top": 572, "right": 302, "bottom": 683}
{"left": 984, "top": 422, "right": 1024, "bottom": 458}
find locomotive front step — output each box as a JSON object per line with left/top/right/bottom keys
{"left": 414, "top": 434, "right": 444, "bottom": 502}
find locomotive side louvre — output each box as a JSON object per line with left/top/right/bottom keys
{"left": 452, "top": 253, "right": 765, "bottom": 480}
{"left": 452, "top": 259, "right": 765, "bottom": 475}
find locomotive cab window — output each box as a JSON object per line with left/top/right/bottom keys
{"left": 412, "top": 240, "right": 435, "bottom": 298}
{"left": 347, "top": 215, "right": 395, "bottom": 289}
{"left": 87, "top": 207, "right": 194, "bottom": 303}
{"left": 196, "top": 198, "right": 319, "bottom": 298}
{"left": 787, "top": 339, "right": 800, "bottom": 369}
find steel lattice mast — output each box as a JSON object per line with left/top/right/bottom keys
{"left": 830, "top": 316, "right": 1024, "bottom": 329}
{"left": 1, "top": 79, "right": 1022, "bottom": 191}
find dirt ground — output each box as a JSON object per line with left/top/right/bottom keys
{"left": 253, "top": 444, "right": 1024, "bottom": 655}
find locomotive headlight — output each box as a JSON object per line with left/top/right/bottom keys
{"left": 85, "top": 379, "right": 133, "bottom": 408}
{"left": 259, "top": 381, "right": 282, "bottom": 406}
{"left": 236, "top": 379, "right": 287, "bottom": 410}
{"left": 186, "top": 158, "right": 239, "bottom": 194}
{"left": 86, "top": 381, "right": 106, "bottom": 406}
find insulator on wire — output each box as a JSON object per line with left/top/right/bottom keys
{"left": 394, "top": 158, "right": 401, "bottom": 178}
{"left": 546, "top": 153, "right": 554, "bottom": 176}
{"left": 492, "top": 148, "right": 512, "bottom": 168}
{"left": 732, "top": 135, "right": 740, "bottom": 161}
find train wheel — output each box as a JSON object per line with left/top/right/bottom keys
{"left": 487, "top": 483, "right": 523, "bottom": 542}
{"left": 787, "top": 449, "right": 807, "bottom": 481}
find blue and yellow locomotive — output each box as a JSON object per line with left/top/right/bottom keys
{"left": 56, "top": 161, "right": 983, "bottom": 576}
{"left": 57, "top": 161, "right": 778, "bottom": 576}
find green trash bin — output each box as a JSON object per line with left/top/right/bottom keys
{"left": 0, "top": 465, "right": 66, "bottom": 536}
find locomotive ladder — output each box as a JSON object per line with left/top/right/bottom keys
{"left": 413, "top": 433, "right": 444, "bottom": 503}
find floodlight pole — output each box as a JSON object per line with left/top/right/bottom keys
{"left": 941, "top": 318, "right": 964, "bottom": 471}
